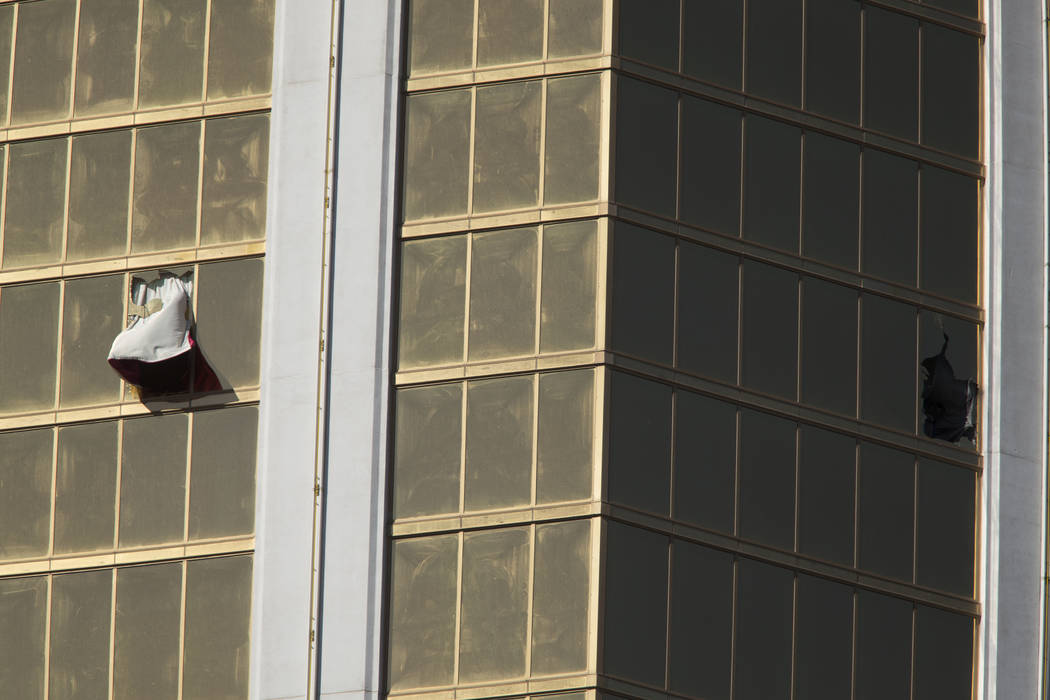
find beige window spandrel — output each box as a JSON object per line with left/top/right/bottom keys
{"left": 464, "top": 375, "right": 533, "bottom": 510}
{"left": 10, "top": 0, "right": 75, "bottom": 125}
{"left": 113, "top": 562, "right": 182, "bottom": 700}
{"left": 138, "top": 0, "right": 207, "bottom": 108}
{"left": 68, "top": 130, "right": 133, "bottom": 261}
{"left": 0, "top": 428, "right": 53, "bottom": 561}
{"left": 201, "top": 113, "right": 270, "bottom": 246}
{"left": 468, "top": 227, "right": 537, "bottom": 361}
{"left": 393, "top": 383, "right": 462, "bottom": 519}
{"left": 54, "top": 421, "right": 118, "bottom": 555}
{"left": 398, "top": 234, "right": 467, "bottom": 368}
{"left": 118, "top": 413, "right": 188, "bottom": 548}
{"left": 472, "top": 80, "right": 541, "bottom": 213}
{"left": 404, "top": 89, "right": 472, "bottom": 221}
{"left": 3, "top": 137, "right": 68, "bottom": 269}
{"left": 49, "top": 569, "right": 113, "bottom": 700}
{"left": 477, "top": 0, "right": 543, "bottom": 67}
{"left": 188, "top": 405, "right": 258, "bottom": 539}
{"left": 0, "top": 281, "right": 60, "bottom": 414}
{"left": 0, "top": 575, "right": 47, "bottom": 698}
{"left": 207, "top": 0, "right": 275, "bottom": 99}
{"left": 182, "top": 555, "right": 252, "bottom": 700}
{"left": 539, "top": 220, "right": 598, "bottom": 352}
{"left": 59, "top": 274, "right": 124, "bottom": 408}
{"left": 544, "top": 73, "right": 601, "bottom": 205}
{"left": 75, "top": 0, "right": 139, "bottom": 117}
{"left": 407, "top": 0, "right": 474, "bottom": 76}
{"left": 132, "top": 121, "right": 201, "bottom": 253}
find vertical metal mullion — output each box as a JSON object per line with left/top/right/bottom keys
{"left": 534, "top": 225, "right": 544, "bottom": 356}
{"left": 663, "top": 537, "right": 673, "bottom": 691}
{"left": 43, "top": 574, "right": 53, "bottom": 700}
{"left": 789, "top": 574, "right": 798, "bottom": 700}
{"left": 4, "top": 0, "right": 16, "bottom": 127}
{"left": 60, "top": 137, "right": 72, "bottom": 263}
{"left": 524, "top": 523, "right": 537, "bottom": 678}
{"left": 728, "top": 557, "right": 739, "bottom": 700}
{"left": 462, "top": 232, "right": 473, "bottom": 364}
{"left": 849, "top": 590, "right": 858, "bottom": 700}
{"left": 466, "top": 84, "right": 477, "bottom": 217}
{"left": 541, "top": 0, "right": 550, "bottom": 60}
{"left": 126, "top": 129, "right": 137, "bottom": 257}
{"left": 48, "top": 426, "right": 59, "bottom": 559}
{"left": 131, "top": 0, "right": 144, "bottom": 110}
{"left": 530, "top": 373, "right": 539, "bottom": 507}
{"left": 183, "top": 411, "right": 195, "bottom": 543}
{"left": 68, "top": 0, "right": 83, "bottom": 120}
{"left": 176, "top": 560, "right": 188, "bottom": 700}
{"left": 537, "top": 77, "right": 548, "bottom": 210}
{"left": 0, "top": 139, "right": 10, "bottom": 270}
{"left": 452, "top": 532, "right": 465, "bottom": 684}
{"left": 201, "top": 0, "right": 213, "bottom": 104}
{"left": 458, "top": 379, "right": 468, "bottom": 514}
{"left": 114, "top": 414, "right": 125, "bottom": 550}
{"left": 107, "top": 567, "right": 117, "bottom": 700}
{"left": 53, "top": 281, "right": 67, "bottom": 411}
{"left": 194, "top": 119, "right": 206, "bottom": 249}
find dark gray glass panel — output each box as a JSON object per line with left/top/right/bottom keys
{"left": 610, "top": 223, "right": 675, "bottom": 365}
{"left": 862, "top": 149, "right": 918, "bottom": 286}
{"left": 855, "top": 591, "right": 913, "bottom": 700}
{"left": 738, "top": 409, "right": 796, "bottom": 549}
{"left": 914, "top": 606, "right": 974, "bottom": 700}
{"left": 745, "top": 0, "right": 801, "bottom": 106}
{"left": 464, "top": 376, "right": 533, "bottom": 510}
{"left": 679, "top": 97, "right": 741, "bottom": 235}
{"left": 682, "top": 0, "right": 742, "bottom": 89}
{"left": 669, "top": 542, "right": 732, "bottom": 699}
{"left": 795, "top": 575, "right": 853, "bottom": 700}
{"left": 916, "top": 459, "right": 975, "bottom": 596}
{"left": 734, "top": 558, "right": 793, "bottom": 700}
{"left": 797, "top": 426, "right": 855, "bottom": 565}
{"left": 864, "top": 7, "right": 919, "bottom": 140}
{"left": 920, "top": 166, "right": 978, "bottom": 303}
{"left": 394, "top": 384, "right": 462, "bottom": 518}
{"left": 619, "top": 0, "right": 678, "bottom": 70}
{"left": 743, "top": 116, "right": 801, "bottom": 252}
{"left": 614, "top": 77, "right": 678, "bottom": 217}
{"left": 924, "top": 0, "right": 977, "bottom": 18}
{"left": 800, "top": 278, "right": 857, "bottom": 415}
{"left": 858, "top": 443, "right": 914, "bottom": 581}
{"left": 677, "top": 242, "right": 738, "bottom": 382}
{"left": 922, "top": 24, "right": 979, "bottom": 159}
{"left": 604, "top": 522, "right": 668, "bottom": 687}
{"left": 741, "top": 261, "right": 798, "bottom": 400}
{"left": 805, "top": 0, "right": 860, "bottom": 122}
{"left": 802, "top": 133, "right": 859, "bottom": 269}
{"left": 860, "top": 294, "right": 916, "bottom": 432}
{"left": 608, "top": 371, "right": 672, "bottom": 516}
{"left": 673, "top": 391, "right": 735, "bottom": 533}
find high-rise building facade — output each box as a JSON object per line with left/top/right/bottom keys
{"left": 1, "top": 0, "right": 1048, "bottom": 699}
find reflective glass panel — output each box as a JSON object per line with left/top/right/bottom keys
{"left": 464, "top": 375, "right": 533, "bottom": 510}
{"left": 925, "top": 0, "right": 977, "bottom": 17}
{"left": 677, "top": 242, "right": 738, "bottom": 381}
{"left": 615, "top": 77, "right": 678, "bottom": 217}
{"left": 50, "top": 570, "right": 113, "bottom": 700}
{"left": 459, "top": 527, "right": 530, "bottom": 682}
{"left": 119, "top": 413, "right": 188, "bottom": 547}
{"left": 682, "top": 0, "right": 742, "bottom": 89}
{"left": 75, "top": 0, "right": 138, "bottom": 116}
{"left": 804, "top": 0, "right": 860, "bottom": 123}
{"left": 857, "top": 442, "right": 914, "bottom": 580}
{"left": 540, "top": 220, "right": 598, "bottom": 352}
{"left": 537, "top": 369, "right": 594, "bottom": 503}
{"left": 860, "top": 294, "right": 916, "bottom": 431}
{"left": 10, "top": 0, "right": 75, "bottom": 124}
{"left": 669, "top": 541, "right": 732, "bottom": 699}
{"left": 797, "top": 425, "right": 855, "bottom": 565}
{"left": 393, "top": 383, "right": 462, "bottom": 518}
{"left": 388, "top": 534, "right": 458, "bottom": 690}
{"left": 802, "top": 133, "right": 859, "bottom": 269}
{"left": 404, "top": 89, "right": 471, "bottom": 220}
{"left": 531, "top": 520, "right": 591, "bottom": 674}
{"left": 746, "top": 0, "right": 802, "bottom": 107}
{"left": 548, "top": 0, "right": 603, "bottom": 58}
{"left": 54, "top": 422, "right": 118, "bottom": 554}
{"left": 68, "top": 130, "right": 132, "bottom": 261}
{"left": 189, "top": 406, "right": 258, "bottom": 539}
{"left": 741, "top": 261, "right": 798, "bottom": 399}
{"left": 407, "top": 0, "right": 473, "bottom": 75}
{"left": 139, "top": 0, "right": 207, "bottom": 107}
{"left": 800, "top": 277, "right": 857, "bottom": 415}
{"left": 855, "top": 591, "right": 913, "bottom": 700}
{"left": 795, "top": 575, "right": 853, "bottom": 700}
{"left": 0, "top": 282, "right": 60, "bottom": 412}
{"left": 207, "top": 0, "right": 275, "bottom": 99}
{"left": 201, "top": 113, "right": 270, "bottom": 245}
{"left": 679, "top": 97, "right": 741, "bottom": 235}
{"left": 477, "top": 0, "right": 543, "bottom": 66}
{"left": 920, "top": 166, "right": 978, "bottom": 303}
{"left": 864, "top": 7, "right": 919, "bottom": 140}
{"left": 60, "top": 274, "right": 124, "bottom": 407}
{"left": 610, "top": 222, "right": 675, "bottom": 365}
{"left": 862, "top": 149, "right": 918, "bottom": 286}
{"left": 398, "top": 235, "right": 466, "bottom": 368}
{"left": 674, "top": 391, "right": 736, "bottom": 533}
{"left": 544, "top": 73, "right": 601, "bottom": 205}
{"left": 608, "top": 371, "right": 672, "bottom": 516}
{"left": 183, "top": 556, "right": 253, "bottom": 700}
{"left": 922, "top": 24, "right": 978, "bottom": 159}
{"left": 3, "top": 137, "right": 67, "bottom": 268}
{"left": 619, "top": 0, "right": 678, "bottom": 70}
{"left": 0, "top": 428, "right": 53, "bottom": 559}
{"left": 468, "top": 227, "right": 537, "bottom": 360}
{"left": 914, "top": 606, "right": 974, "bottom": 700}
{"left": 473, "top": 80, "right": 541, "bottom": 213}
{"left": 0, "top": 576, "right": 46, "bottom": 698}
{"left": 738, "top": 409, "right": 796, "bottom": 549}
{"left": 114, "top": 563, "right": 182, "bottom": 700}
{"left": 734, "top": 558, "right": 793, "bottom": 700}
{"left": 916, "top": 459, "right": 975, "bottom": 596}
{"left": 132, "top": 121, "right": 202, "bottom": 253}
{"left": 195, "top": 258, "right": 265, "bottom": 388}
{"left": 743, "top": 115, "right": 801, "bottom": 252}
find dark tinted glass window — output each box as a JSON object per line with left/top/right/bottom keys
{"left": 924, "top": 0, "right": 978, "bottom": 18}
{"left": 738, "top": 409, "right": 796, "bottom": 549}
{"left": 914, "top": 606, "right": 974, "bottom": 700}
{"left": 734, "top": 558, "right": 793, "bottom": 700}
{"left": 864, "top": 7, "right": 919, "bottom": 140}
{"left": 679, "top": 97, "right": 741, "bottom": 235}
{"left": 677, "top": 242, "right": 738, "bottom": 382}
{"left": 858, "top": 443, "right": 915, "bottom": 581}
{"left": 608, "top": 371, "right": 672, "bottom": 516}
{"left": 743, "top": 116, "right": 801, "bottom": 252}
{"left": 798, "top": 425, "right": 855, "bottom": 565}
{"left": 855, "top": 591, "right": 913, "bottom": 700}
{"left": 741, "top": 261, "right": 798, "bottom": 399}
{"left": 862, "top": 149, "right": 918, "bottom": 286}
{"left": 802, "top": 132, "right": 859, "bottom": 269}
{"left": 860, "top": 294, "right": 916, "bottom": 432}
{"left": 804, "top": 0, "right": 861, "bottom": 123}
{"left": 615, "top": 77, "right": 678, "bottom": 217}
{"left": 796, "top": 575, "right": 853, "bottom": 700}
{"left": 668, "top": 542, "right": 733, "bottom": 699}
{"left": 922, "top": 24, "right": 979, "bottom": 159}
{"left": 619, "top": 0, "right": 678, "bottom": 71}
{"left": 682, "top": 0, "right": 742, "bottom": 89}
{"left": 604, "top": 522, "right": 668, "bottom": 687}
{"left": 610, "top": 223, "right": 675, "bottom": 365}
{"left": 920, "top": 166, "right": 979, "bottom": 303}
{"left": 745, "top": 0, "right": 802, "bottom": 107}
{"left": 800, "top": 277, "right": 857, "bottom": 415}
{"left": 674, "top": 391, "right": 736, "bottom": 533}
{"left": 916, "top": 459, "right": 975, "bottom": 596}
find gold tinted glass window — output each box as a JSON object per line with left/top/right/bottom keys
{"left": 183, "top": 556, "right": 252, "bottom": 700}
{"left": 473, "top": 80, "right": 542, "bottom": 213}
{"left": 536, "top": 369, "right": 594, "bottom": 503}
{"left": 139, "top": 0, "right": 207, "bottom": 108}
{"left": 464, "top": 375, "right": 533, "bottom": 510}
{"left": 394, "top": 383, "right": 463, "bottom": 518}
{"left": 404, "top": 89, "right": 472, "bottom": 220}
{"left": 207, "top": 0, "right": 275, "bottom": 99}
{"left": 119, "top": 413, "right": 189, "bottom": 547}
{"left": 132, "top": 121, "right": 202, "bottom": 253}
{"left": 67, "top": 130, "right": 132, "bottom": 261}
{"left": 547, "top": 0, "right": 603, "bottom": 58}
{"left": 10, "top": 0, "right": 75, "bottom": 124}
{"left": 201, "top": 113, "right": 270, "bottom": 245}
{"left": 477, "top": 0, "right": 543, "bottom": 67}
{"left": 468, "top": 227, "right": 537, "bottom": 360}
{"left": 188, "top": 406, "right": 258, "bottom": 539}
{"left": 49, "top": 570, "right": 113, "bottom": 700}
{"left": 75, "top": 0, "right": 139, "bottom": 117}
{"left": 539, "top": 220, "right": 598, "bottom": 352}
{"left": 113, "top": 563, "right": 182, "bottom": 700}
{"left": 3, "top": 137, "right": 68, "bottom": 269}
{"left": 408, "top": 0, "right": 474, "bottom": 75}
{"left": 398, "top": 235, "right": 467, "bottom": 368}
{"left": 0, "top": 281, "right": 60, "bottom": 413}
{"left": 0, "top": 428, "right": 53, "bottom": 560}
{"left": 544, "top": 73, "right": 601, "bottom": 205}
{"left": 0, "top": 576, "right": 47, "bottom": 697}
{"left": 59, "top": 274, "right": 124, "bottom": 407}
{"left": 54, "top": 422, "right": 118, "bottom": 554}
{"left": 532, "top": 519, "right": 591, "bottom": 674}
{"left": 195, "top": 257, "right": 265, "bottom": 388}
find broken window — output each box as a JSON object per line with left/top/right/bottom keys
{"left": 920, "top": 332, "right": 977, "bottom": 443}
